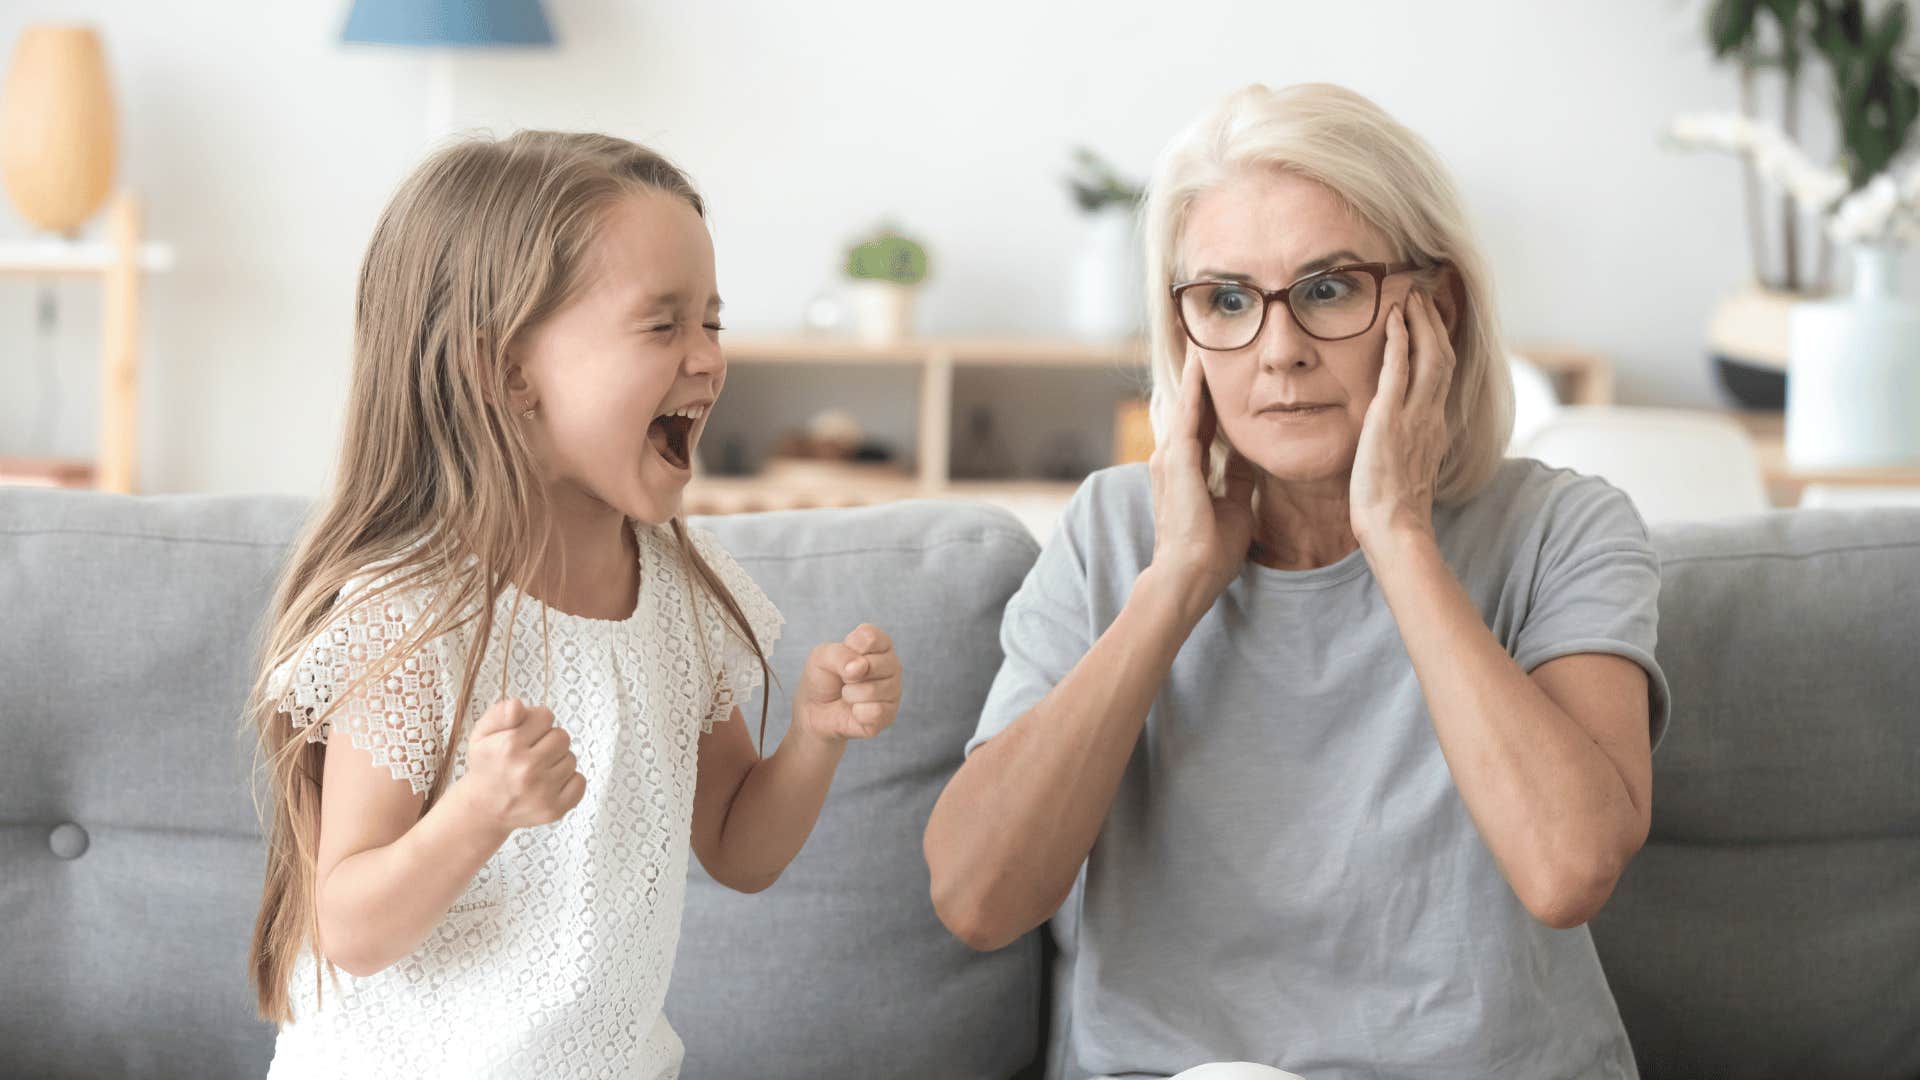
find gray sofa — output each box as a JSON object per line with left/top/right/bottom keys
{"left": 2, "top": 487, "right": 1916, "bottom": 1080}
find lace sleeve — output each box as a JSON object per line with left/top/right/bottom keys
{"left": 688, "top": 527, "right": 785, "bottom": 733}
{"left": 264, "top": 586, "right": 449, "bottom": 795}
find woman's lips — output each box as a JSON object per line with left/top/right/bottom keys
{"left": 1258, "top": 404, "right": 1337, "bottom": 418}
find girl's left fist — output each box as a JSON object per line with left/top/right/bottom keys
{"left": 794, "top": 623, "right": 902, "bottom": 742}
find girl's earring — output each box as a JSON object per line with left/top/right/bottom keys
{"left": 522, "top": 403, "right": 537, "bottom": 421}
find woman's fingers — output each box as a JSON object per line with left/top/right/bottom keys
{"left": 1404, "top": 290, "right": 1450, "bottom": 410}
{"left": 1177, "top": 350, "right": 1207, "bottom": 443}
{"left": 1420, "top": 290, "right": 1458, "bottom": 409}
{"left": 1377, "top": 302, "right": 1411, "bottom": 412}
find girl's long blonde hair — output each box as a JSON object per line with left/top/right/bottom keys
{"left": 1142, "top": 82, "right": 1514, "bottom": 502}
{"left": 247, "top": 131, "right": 770, "bottom": 1023}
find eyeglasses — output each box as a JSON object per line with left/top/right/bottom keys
{"left": 1170, "top": 261, "right": 1432, "bottom": 351}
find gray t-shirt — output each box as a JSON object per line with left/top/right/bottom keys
{"left": 967, "top": 458, "right": 1671, "bottom": 1080}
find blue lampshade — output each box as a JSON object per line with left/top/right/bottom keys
{"left": 341, "top": 0, "right": 554, "bottom": 47}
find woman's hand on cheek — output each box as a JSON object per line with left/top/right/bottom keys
{"left": 1350, "top": 290, "right": 1453, "bottom": 550}
{"left": 1147, "top": 353, "right": 1257, "bottom": 603}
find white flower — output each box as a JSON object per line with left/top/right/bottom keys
{"left": 1664, "top": 109, "right": 1920, "bottom": 244}
{"left": 1667, "top": 111, "right": 1849, "bottom": 213}
{"left": 1830, "top": 172, "right": 1913, "bottom": 244}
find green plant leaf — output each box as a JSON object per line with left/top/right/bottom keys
{"left": 1711, "top": 0, "right": 1763, "bottom": 56}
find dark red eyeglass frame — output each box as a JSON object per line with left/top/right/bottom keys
{"left": 1169, "top": 261, "right": 1435, "bottom": 348}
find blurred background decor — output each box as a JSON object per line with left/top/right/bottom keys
{"left": 340, "top": 0, "right": 554, "bottom": 140}
{"left": 1064, "top": 146, "right": 1144, "bottom": 340}
{"left": 843, "top": 225, "right": 928, "bottom": 343}
{"left": 5, "top": 2, "right": 1920, "bottom": 516}
{"left": 1674, "top": 0, "right": 1920, "bottom": 414}
{"left": 0, "top": 21, "right": 172, "bottom": 494}
{"left": 1, "top": 23, "right": 115, "bottom": 234}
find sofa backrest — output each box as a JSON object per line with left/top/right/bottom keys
{"left": 1593, "top": 508, "right": 1920, "bottom": 1080}
{"left": 667, "top": 502, "right": 1045, "bottom": 1079}
{"left": 0, "top": 489, "right": 1046, "bottom": 1079}
{"left": 1, "top": 490, "right": 302, "bottom": 1078}
{"left": 7, "top": 487, "right": 1917, "bottom": 1080}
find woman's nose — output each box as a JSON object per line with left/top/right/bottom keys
{"left": 1255, "top": 304, "right": 1315, "bottom": 373}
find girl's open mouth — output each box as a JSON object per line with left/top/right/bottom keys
{"left": 646, "top": 403, "right": 707, "bottom": 471}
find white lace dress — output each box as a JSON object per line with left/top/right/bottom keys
{"left": 261, "top": 523, "right": 782, "bottom": 1080}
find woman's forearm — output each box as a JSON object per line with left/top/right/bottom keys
{"left": 1364, "top": 524, "right": 1645, "bottom": 927}
{"left": 924, "top": 566, "right": 1203, "bottom": 951}
{"left": 316, "top": 783, "right": 510, "bottom": 977}
{"left": 704, "top": 722, "right": 848, "bottom": 893}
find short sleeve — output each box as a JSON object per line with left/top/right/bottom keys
{"left": 966, "top": 482, "right": 1098, "bottom": 757}
{"left": 263, "top": 584, "right": 449, "bottom": 795}
{"left": 1512, "top": 477, "right": 1673, "bottom": 752}
{"left": 688, "top": 527, "right": 785, "bottom": 733}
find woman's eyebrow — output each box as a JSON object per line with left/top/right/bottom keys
{"left": 1293, "top": 250, "right": 1366, "bottom": 276}
{"left": 1190, "top": 250, "right": 1366, "bottom": 284}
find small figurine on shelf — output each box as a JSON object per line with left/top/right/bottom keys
{"left": 951, "top": 405, "right": 1014, "bottom": 481}
{"left": 762, "top": 409, "right": 907, "bottom": 488}
{"left": 1038, "top": 431, "right": 1093, "bottom": 482}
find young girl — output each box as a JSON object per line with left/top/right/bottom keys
{"left": 247, "top": 131, "right": 905, "bottom": 1079}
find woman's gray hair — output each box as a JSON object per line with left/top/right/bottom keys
{"left": 1141, "top": 82, "right": 1514, "bottom": 502}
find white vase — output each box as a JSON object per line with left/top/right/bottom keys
{"left": 1068, "top": 208, "right": 1142, "bottom": 340}
{"left": 846, "top": 280, "right": 916, "bottom": 344}
{"left": 1786, "top": 244, "right": 1920, "bottom": 468}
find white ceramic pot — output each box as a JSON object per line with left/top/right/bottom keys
{"left": 846, "top": 280, "right": 917, "bottom": 344}
{"left": 1068, "top": 207, "right": 1142, "bottom": 340}
{"left": 1787, "top": 244, "right": 1920, "bottom": 468}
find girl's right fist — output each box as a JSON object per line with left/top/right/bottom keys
{"left": 457, "top": 698, "right": 586, "bottom": 832}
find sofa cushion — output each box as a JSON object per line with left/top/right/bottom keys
{"left": 1591, "top": 508, "right": 1920, "bottom": 1080}
{"left": 667, "top": 502, "right": 1045, "bottom": 1079}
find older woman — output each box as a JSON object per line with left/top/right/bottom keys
{"left": 924, "top": 83, "right": 1669, "bottom": 1080}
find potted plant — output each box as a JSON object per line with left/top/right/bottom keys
{"left": 1671, "top": 0, "right": 1920, "bottom": 466}
{"left": 1064, "top": 146, "right": 1145, "bottom": 340}
{"left": 843, "top": 225, "right": 928, "bottom": 344}
{"left": 1671, "top": 0, "right": 1920, "bottom": 407}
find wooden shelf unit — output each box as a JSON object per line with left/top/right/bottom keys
{"left": 0, "top": 192, "right": 172, "bottom": 493}
{"left": 688, "top": 335, "right": 1612, "bottom": 516}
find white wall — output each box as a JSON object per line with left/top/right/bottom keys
{"left": 0, "top": 0, "right": 1789, "bottom": 493}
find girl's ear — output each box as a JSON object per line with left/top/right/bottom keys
{"left": 503, "top": 350, "right": 535, "bottom": 412}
